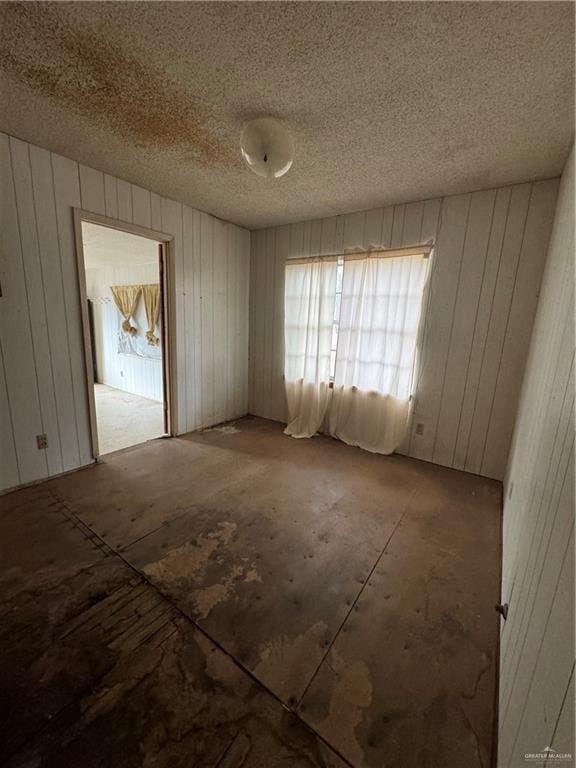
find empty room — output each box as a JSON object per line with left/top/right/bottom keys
{"left": 0, "top": 3, "right": 573, "bottom": 767}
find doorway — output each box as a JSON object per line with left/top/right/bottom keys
{"left": 76, "top": 218, "right": 171, "bottom": 456}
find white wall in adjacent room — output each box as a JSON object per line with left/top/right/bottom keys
{"left": 0, "top": 131, "right": 250, "bottom": 492}
{"left": 85, "top": 262, "right": 163, "bottom": 402}
{"left": 249, "top": 178, "right": 559, "bottom": 480}
{"left": 498, "top": 146, "right": 574, "bottom": 766}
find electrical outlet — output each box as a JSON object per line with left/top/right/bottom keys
{"left": 36, "top": 433, "right": 48, "bottom": 450}
{"left": 415, "top": 423, "right": 424, "bottom": 436}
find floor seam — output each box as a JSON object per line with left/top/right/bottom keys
{"left": 48, "top": 487, "right": 358, "bottom": 768}
{"left": 118, "top": 465, "right": 275, "bottom": 554}
{"left": 296, "top": 485, "right": 420, "bottom": 710}
{"left": 213, "top": 733, "right": 241, "bottom": 767}
{"left": 117, "top": 506, "right": 197, "bottom": 552}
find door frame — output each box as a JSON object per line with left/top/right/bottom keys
{"left": 73, "top": 208, "right": 176, "bottom": 460}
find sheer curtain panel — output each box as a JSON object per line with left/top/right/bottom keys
{"left": 284, "top": 257, "right": 338, "bottom": 438}
{"left": 327, "top": 251, "right": 429, "bottom": 454}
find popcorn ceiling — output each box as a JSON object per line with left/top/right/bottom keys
{"left": 0, "top": 3, "right": 228, "bottom": 164}
{"left": 0, "top": 1, "right": 573, "bottom": 230}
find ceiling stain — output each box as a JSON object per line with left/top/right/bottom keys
{"left": 0, "top": 2, "right": 229, "bottom": 165}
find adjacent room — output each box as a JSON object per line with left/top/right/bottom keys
{"left": 0, "top": 3, "right": 573, "bottom": 768}
{"left": 81, "top": 222, "right": 167, "bottom": 455}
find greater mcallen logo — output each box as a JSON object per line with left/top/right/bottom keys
{"left": 524, "top": 746, "right": 573, "bottom": 763}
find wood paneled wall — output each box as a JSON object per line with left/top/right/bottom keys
{"left": 249, "top": 179, "right": 559, "bottom": 480}
{"left": 498, "top": 147, "right": 574, "bottom": 764}
{"left": 0, "top": 131, "right": 250, "bottom": 492}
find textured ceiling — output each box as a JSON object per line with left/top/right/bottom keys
{"left": 0, "top": 2, "right": 574, "bottom": 230}
{"left": 82, "top": 222, "right": 159, "bottom": 269}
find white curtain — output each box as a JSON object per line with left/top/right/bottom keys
{"left": 284, "top": 257, "right": 338, "bottom": 438}
{"left": 327, "top": 251, "right": 429, "bottom": 454}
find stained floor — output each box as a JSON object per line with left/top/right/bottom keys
{"left": 0, "top": 417, "right": 502, "bottom": 768}
{"left": 94, "top": 383, "right": 165, "bottom": 455}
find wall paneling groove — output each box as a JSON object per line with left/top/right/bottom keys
{"left": 0, "top": 131, "right": 250, "bottom": 492}
{"left": 248, "top": 179, "right": 559, "bottom": 480}
{"left": 497, "top": 146, "right": 574, "bottom": 765}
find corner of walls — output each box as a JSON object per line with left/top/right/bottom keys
{"left": 497, "top": 143, "right": 574, "bottom": 764}
{"left": 248, "top": 178, "right": 560, "bottom": 480}
{"left": 0, "top": 130, "right": 251, "bottom": 492}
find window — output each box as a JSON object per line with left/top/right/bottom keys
{"left": 315, "top": 247, "right": 431, "bottom": 396}
{"left": 283, "top": 246, "right": 431, "bottom": 452}
{"left": 334, "top": 250, "right": 429, "bottom": 399}
{"left": 329, "top": 257, "right": 344, "bottom": 381}
{"left": 284, "top": 257, "right": 338, "bottom": 386}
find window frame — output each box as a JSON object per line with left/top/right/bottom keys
{"left": 286, "top": 244, "right": 433, "bottom": 389}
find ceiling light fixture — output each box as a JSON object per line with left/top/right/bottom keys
{"left": 240, "top": 117, "right": 294, "bottom": 179}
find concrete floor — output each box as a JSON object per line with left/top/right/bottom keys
{"left": 94, "top": 383, "right": 164, "bottom": 455}
{"left": 0, "top": 417, "right": 502, "bottom": 768}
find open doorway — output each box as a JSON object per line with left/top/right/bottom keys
{"left": 78, "top": 220, "right": 170, "bottom": 456}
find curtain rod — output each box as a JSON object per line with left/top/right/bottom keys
{"left": 286, "top": 244, "right": 433, "bottom": 265}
